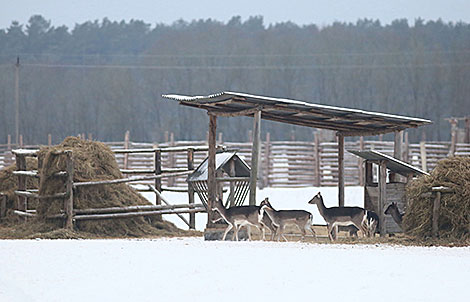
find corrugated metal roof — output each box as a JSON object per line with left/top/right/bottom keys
{"left": 187, "top": 151, "right": 250, "bottom": 182}
{"left": 162, "top": 91, "right": 432, "bottom": 136}
{"left": 348, "top": 150, "right": 429, "bottom": 176}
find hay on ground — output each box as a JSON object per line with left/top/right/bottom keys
{"left": 1, "top": 137, "right": 190, "bottom": 238}
{"left": 404, "top": 156, "right": 470, "bottom": 240}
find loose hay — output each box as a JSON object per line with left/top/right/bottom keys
{"left": 404, "top": 156, "right": 470, "bottom": 240}
{"left": 1, "top": 137, "right": 191, "bottom": 238}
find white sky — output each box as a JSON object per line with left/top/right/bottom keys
{"left": 1, "top": 0, "right": 469, "bottom": 29}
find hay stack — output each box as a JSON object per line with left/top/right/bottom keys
{"left": 35, "top": 137, "right": 179, "bottom": 236}
{"left": 404, "top": 156, "right": 470, "bottom": 240}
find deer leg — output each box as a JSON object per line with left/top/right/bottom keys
{"left": 246, "top": 225, "right": 252, "bottom": 241}
{"left": 222, "top": 223, "right": 233, "bottom": 241}
{"left": 327, "top": 224, "right": 335, "bottom": 241}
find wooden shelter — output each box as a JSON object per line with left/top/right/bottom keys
{"left": 187, "top": 151, "right": 251, "bottom": 209}
{"left": 349, "top": 150, "right": 429, "bottom": 234}
{"left": 163, "top": 91, "right": 431, "bottom": 234}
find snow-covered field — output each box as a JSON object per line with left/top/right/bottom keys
{"left": 2, "top": 187, "right": 468, "bottom": 301}
{"left": 142, "top": 186, "right": 364, "bottom": 230}
{"left": 1, "top": 237, "right": 469, "bottom": 302}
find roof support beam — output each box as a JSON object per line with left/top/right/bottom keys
{"left": 337, "top": 133, "right": 345, "bottom": 207}
{"left": 208, "top": 106, "right": 264, "bottom": 117}
{"left": 207, "top": 114, "right": 217, "bottom": 228}
{"left": 249, "top": 110, "right": 261, "bottom": 205}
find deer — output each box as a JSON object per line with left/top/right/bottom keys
{"left": 259, "top": 198, "right": 315, "bottom": 242}
{"left": 308, "top": 192, "right": 379, "bottom": 241}
{"left": 384, "top": 202, "right": 404, "bottom": 228}
{"left": 210, "top": 197, "right": 277, "bottom": 241}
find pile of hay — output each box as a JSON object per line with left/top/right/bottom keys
{"left": 1, "top": 137, "right": 189, "bottom": 238}
{"left": 404, "top": 156, "right": 470, "bottom": 240}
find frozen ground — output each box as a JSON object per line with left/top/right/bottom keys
{"left": 140, "top": 186, "right": 364, "bottom": 230}
{"left": 1, "top": 237, "right": 469, "bottom": 302}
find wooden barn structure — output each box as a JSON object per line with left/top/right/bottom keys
{"left": 349, "top": 150, "right": 428, "bottom": 234}
{"left": 163, "top": 91, "right": 431, "bottom": 236}
{"left": 187, "top": 151, "right": 251, "bottom": 208}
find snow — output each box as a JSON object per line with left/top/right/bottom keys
{"left": 1, "top": 238, "right": 469, "bottom": 302}
{"left": 140, "top": 186, "right": 364, "bottom": 230}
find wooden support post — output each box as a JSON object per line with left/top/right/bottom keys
{"left": 19, "top": 134, "right": 23, "bottom": 147}
{"left": 314, "top": 132, "right": 321, "bottom": 187}
{"left": 465, "top": 117, "right": 470, "bottom": 144}
{"left": 249, "top": 110, "right": 261, "bottom": 205}
{"left": 337, "top": 133, "right": 345, "bottom": 207}
{"left": 263, "top": 132, "right": 271, "bottom": 188}
{"left": 48, "top": 134, "right": 52, "bottom": 146}
{"left": 207, "top": 114, "right": 217, "bottom": 228}
{"left": 358, "top": 136, "right": 364, "bottom": 186}
{"left": 187, "top": 148, "right": 195, "bottom": 229}
{"left": 378, "top": 160, "right": 387, "bottom": 236}
{"left": 403, "top": 131, "right": 410, "bottom": 163}
{"left": 229, "top": 160, "right": 236, "bottom": 207}
{"left": 432, "top": 191, "right": 441, "bottom": 238}
{"left": 64, "top": 151, "right": 74, "bottom": 230}
{"left": 15, "top": 57, "right": 19, "bottom": 146}
{"left": 420, "top": 141, "right": 427, "bottom": 172}
{"left": 365, "top": 161, "right": 373, "bottom": 186}
{"left": 168, "top": 132, "right": 175, "bottom": 187}
{"left": 7, "top": 134, "right": 11, "bottom": 150}
{"left": 449, "top": 119, "right": 458, "bottom": 156}
{"left": 154, "top": 150, "right": 162, "bottom": 210}
{"left": 390, "top": 130, "right": 403, "bottom": 182}
{"left": 123, "top": 130, "right": 130, "bottom": 169}
{"left": 15, "top": 154, "right": 26, "bottom": 211}
{"left": 88, "top": 133, "right": 93, "bottom": 141}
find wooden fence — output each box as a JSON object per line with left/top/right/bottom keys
{"left": 1, "top": 135, "right": 470, "bottom": 188}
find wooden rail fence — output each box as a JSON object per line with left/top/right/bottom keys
{"left": 1, "top": 134, "right": 470, "bottom": 188}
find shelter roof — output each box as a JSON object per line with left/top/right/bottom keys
{"left": 162, "top": 91, "right": 431, "bottom": 136}
{"left": 348, "top": 150, "right": 429, "bottom": 177}
{"left": 187, "top": 151, "right": 250, "bottom": 182}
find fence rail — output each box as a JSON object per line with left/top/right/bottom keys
{"left": 1, "top": 136, "right": 469, "bottom": 188}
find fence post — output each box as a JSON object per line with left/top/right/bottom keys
{"left": 314, "top": 132, "right": 321, "bottom": 187}
{"left": 449, "top": 119, "right": 457, "bottom": 156}
{"left": 65, "top": 151, "right": 74, "bottom": 230}
{"left": 15, "top": 154, "right": 26, "bottom": 211}
{"left": 263, "top": 132, "right": 271, "bottom": 188}
{"left": 123, "top": 130, "right": 130, "bottom": 169}
{"left": 420, "top": 141, "right": 427, "bottom": 172}
{"left": 187, "top": 148, "right": 195, "bottom": 229}
{"left": 48, "top": 134, "right": 52, "bottom": 146}
{"left": 19, "top": 134, "right": 23, "bottom": 147}
{"left": 378, "top": 160, "right": 387, "bottom": 236}
{"left": 358, "top": 136, "right": 364, "bottom": 186}
{"left": 154, "top": 150, "right": 162, "bottom": 213}
{"left": 432, "top": 191, "right": 441, "bottom": 238}
{"left": 337, "top": 133, "right": 345, "bottom": 207}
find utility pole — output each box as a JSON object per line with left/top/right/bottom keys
{"left": 15, "top": 57, "right": 20, "bottom": 146}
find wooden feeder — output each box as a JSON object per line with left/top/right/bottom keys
{"left": 349, "top": 150, "right": 428, "bottom": 235}
{"left": 187, "top": 151, "right": 251, "bottom": 209}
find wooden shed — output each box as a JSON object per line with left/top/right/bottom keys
{"left": 187, "top": 151, "right": 251, "bottom": 209}
{"left": 163, "top": 91, "right": 431, "bottom": 237}
{"left": 349, "top": 150, "right": 428, "bottom": 234}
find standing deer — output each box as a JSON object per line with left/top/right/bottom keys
{"left": 384, "top": 202, "right": 404, "bottom": 228}
{"left": 259, "top": 198, "right": 315, "bottom": 242}
{"left": 211, "top": 198, "right": 277, "bottom": 241}
{"left": 308, "top": 192, "right": 379, "bottom": 240}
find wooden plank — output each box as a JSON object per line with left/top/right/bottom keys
{"left": 73, "top": 171, "right": 192, "bottom": 187}
{"left": 65, "top": 151, "right": 74, "bottom": 229}
{"left": 207, "top": 115, "right": 217, "bottom": 228}
{"left": 187, "top": 148, "right": 195, "bottom": 229}
{"left": 337, "top": 133, "right": 344, "bottom": 207}
{"left": 74, "top": 208, "right": 206, "bottom": 221}
{"left": 432, "top": 191, "right": 441, "bottom": 238}
{"left": 378, "top": 160, "right": 387, "bottom": 236}
{"left": 249, "top": 110, "right": 261, "bottom": 205}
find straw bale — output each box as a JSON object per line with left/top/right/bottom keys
{"left": 404, "top": 156, "right": 470, "bottom": 240}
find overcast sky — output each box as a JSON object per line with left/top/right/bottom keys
{"left": 1, "top": 0, "right": 469, "bottom": 29}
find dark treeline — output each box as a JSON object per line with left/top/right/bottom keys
{"left": 1, "top": 15, "right": 470, "bottom": 144}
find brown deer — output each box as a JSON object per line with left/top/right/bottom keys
{"left": 308, "top": 192, "right": 379, "bottom": 240}
{"left": 384, "top": 202, "right": 404, "bottom": 228}
{"left": 211, "top": 198, "right": 277, "bottom": 241}
{"left": 259, "top": 198, "right": 315, "bottom": 242}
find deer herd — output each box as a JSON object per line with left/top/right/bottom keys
{"left": 211, "top": 191, "right": 399, "bottom": 242}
